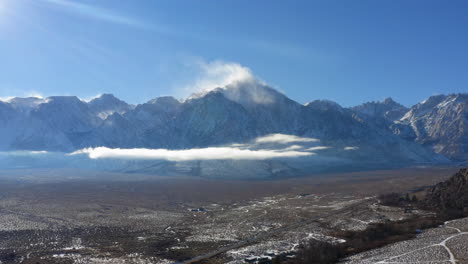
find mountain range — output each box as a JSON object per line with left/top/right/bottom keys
{"left": 1, "top": 80, "right": 466, "bottom": 177}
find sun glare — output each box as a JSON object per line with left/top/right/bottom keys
{"left": 0, "top": 0, "right": 8, "bottom": 19}
{"left": 0, "top": 0, "right": 17, "bottom": 29}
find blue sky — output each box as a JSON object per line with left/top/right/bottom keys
{"left": 0, "top": 0, "right": 467, "bottom": 106}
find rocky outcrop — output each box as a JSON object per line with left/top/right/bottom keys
{"left": 351, "top": 97, "right": 408, "bottom": 122}
{"left": 425, "top": 168, "right": 468, "bottom": 212}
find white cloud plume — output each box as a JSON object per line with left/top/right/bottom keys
{"left": 183, "top": 60, "right": 258, "bottom": 96}
{"left": 70, "top": 146, "right": 313, "bottom": 161}
{"left": 255, "top": 134, "right": 319, "bottom": 144}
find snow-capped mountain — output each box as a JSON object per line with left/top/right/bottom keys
{"left": 0, "top": 84, "right": 466, "bottom": 177}
{"left": 7, "top": 97, "right": 49, "bottom": 113}
{"left": 351, "top": 97, "right": 408, "bottom": 122}
{"left": 350, "top": 98, "right": 416, "bottom": 140}
{"left": 399, "top": 94, "right": 468, "bottom": 160}
{"left": 348, "top": 94, "right": 468, "bottom": 160}
{"left": 88, "top": 94, "right": 133, "bottom": 120}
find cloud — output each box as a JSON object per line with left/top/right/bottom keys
{"left": 282, "top": 145, "right": 304, "bottom": 151}
{"left": 0, "top": 96, "right": 14, "bottom": 102}
{"left": 24, "top": 92, "right": 45, "bottom": 99}
{"left": 80, "top": 93, "right": 103, "bottom": 103}
{"left": 175, "top": 58, "right": 281, "bottom": 104}
{"left": 41, "top": 0, "right": 148, "bottom": 29}
{"left": 229, "top": 143, "right": 249, "bottom": 148}
{"left": 70, "top": 146, "right": 313, "bottom": 161}
{"left": 0, "top": 91, "right": 44, "bottom": 102}
{"left": 344, "top": 146, "right": 359, "bottom": 150}
{"left": 182, "top": 60, "right": 260, "bottom": 97}
{"left": 255, "top": 134, "right": 319, "bottom": 144}
{"left": 0, "top": 151, "right": 48, "bottom": 156}
{"left": 305, "top": 146, "right": 331, "bottom": 151}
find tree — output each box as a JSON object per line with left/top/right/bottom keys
{"left": 405, "top": 193, "right": 410, "bottom": 202}
{"left": 272, "top": 256, "right": 282, "bottom": 264}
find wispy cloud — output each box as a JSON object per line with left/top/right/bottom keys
{"left": 0, "top": 90, "right": 45, "bottom": 102}
{"left": 41, "top": 0, "right": 148, "bottom": 29}
{"left": 0, "top": 96, "right": 14, "bottom": 102}
{"left": 0, "top": 151, "right": 48, "bottom": 156}
{"left": 178, "top": 58, "right": 288, "bottom": 106}
{"left": 282, "top": 145, "right": 304, "bottom": 151}
{"left": 255, "top": 134, "right": 319, "bottom": 144}
{"left": 344, "top": 146, "right": 359, "bottom": 150}
{"left": 24, "top": 91, "right": 45, "bottom": 99}
{"left": 70, "top": 146, "right": 313, "bottom": 161}
{"left": 181, "top": 59, "right": 258, "bottom": 97}
{"left": 305, "top": 146, "right": 331, "bottom": 151}
{"left": 79, "top": 93, "right": 103, "bottom": 103}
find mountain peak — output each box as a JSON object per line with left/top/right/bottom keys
{"left": 305, "top": 100, "right": 343, "bottom": 112}
{"left": 350, "top": 97, "right": 408, "bottom": 122}
{"left": 190, "top": 79, "right": 300, "bottom": 112}
{"left": 147, "top": 96, "right": 180, "bottom": 106}
{"left": 419, "top": 94, "right": 447, "bottom": 106}
{"left": 46, "top": 96, "right": 84, "bottom": 106}
{"left": 7, "top": 97, "right": 49, "bottom": 113}
{"left": 90, "top": 93, "right": 118, "bottom": 101}
{"left": 220, "top": 81, "right": 286, "bottom": 106}
{"left": 383, "top": 97, "right": 398, "bottom": 105}
{"left": 87, "top": 94, "right": 131, "bottom": 120}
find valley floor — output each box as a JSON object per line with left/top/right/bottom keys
{"left": 0, "top": 166, "right": 465, "bottom": 264}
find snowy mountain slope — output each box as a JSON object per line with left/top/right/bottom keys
{"left": 351, "top": 97, "right": 408, "bottom": 122}
{"left": 399, "top": 94, "right": 468, "bottom": 160}
{"left": 86, "top": 96, "right": 183, "bottom": 149}
{"left": 219, "top": 81, "right": 303, "bottom": 134}
{"left": 301, "top": 99, "right": 443, "bottom": 164}
{"left": 0, "top": 86, "right": 465, "bottom": 177}
{"left": 350, "top": 98, "right": 413, "bottom": 139}
{"left": 173, "top": 91, "right": 258, "bottom": 148}
{"left": 7, "top": 97, "right": 49, "bottom": 113}
{"left": 88, "top": 94, "right": 133, "bottom": 120}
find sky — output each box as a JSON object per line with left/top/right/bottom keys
{"left": 0, "top": 0, "right": 467, "bottom": 107}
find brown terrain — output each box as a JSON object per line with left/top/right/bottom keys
{"left": 0, "top": 166, "right": 463, "bottom": 264}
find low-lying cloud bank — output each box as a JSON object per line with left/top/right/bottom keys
{"left": 70, "top": 146, "right": 314, "bottom": 161}
{"left": 255, "top": 134, "right": 319, "bottom": 144}
{"left": 68, "top": 134, "right": 338, "bottom": 161}
{"left": 0, "top": 134, "right": 356, "bottom": 164}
